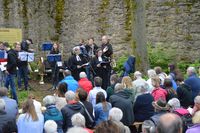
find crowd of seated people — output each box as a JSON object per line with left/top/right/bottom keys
{"left": 1, "top": 65, "right": 200, "bottom": 133}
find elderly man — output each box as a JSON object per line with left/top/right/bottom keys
{"left": 61, "top": 91, "right": 85, "bottom": 132}
{"left": 78, "top": 72, "right": 93, "bottom": 94}
{"left": 109, "top": 107, "right": 130, "bottom": 133}
{"left": 132, "top": 71, "right": 148, "bottom": 92}
{"left": 71, "top": 113, "right": 93, "bottom": 133}
{"left": 192, "top": 95, "right": 200, "bottom": 115}
{"left": 109, "top": 83, "right": 134, "bottom": 128}
{"left": 44, "top": 120, "right": 58, "bottom": 133}
{"left": 68, "top": 46, "right": 88, "bottom": 81}
{"left": 157, "top": 113, "right": 182, "bottom": 133}
{"left": 147, "top": 69, "right": 157, "bottom": 92}
{"left": 185, "top": 67, "right": 200, "bottom": 100}
{"left": 43, "top": 95, "right": 63, "bottom": 133}
{"left": 60, "top": 70, "right": 78, "bottom": 92}
{"left": 0, "top": 99, "right": 17, "bottom": 133}
{"left": 0, "top": 87, "right": 18, "bottom": 119}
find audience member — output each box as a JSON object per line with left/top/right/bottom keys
{"left": 132, "top": 71, "right": 147, "bottom": 91}
{"left": 186, "top": 110, "right": 200, "bottom": 133}
{"left": 147, "top": 69, "right": 157, "bottom": 92}
{"left": 43, "top": 95, "right": 63, "bottom": 133}
{"left": 134, "top": 82, "right": 154, "bottom": 122}
{"left": 44, "top": 120, "right": 58, "bottom": 133}
{"left": 157, "top": 113, "right": 182, "bottom": 133}
{"left": 94, "top": 92, "right": 112, "bottom": 125}
{"left": 150, "top": 99, "right": 169, "bottom": 126}
{"left": 17, "top": 99, "right": 44, "bottom": 133}
{"left": 95, "top": 120, "right": 120, "bottom": 133}
{"left": 142, "top": 120, "right": 156, "bottom": 133}
{"left": 0, "top": 98, "right": 17, "bottom": 133}
{"left": 28, "top": 93, "right": 42, "bottom": 114}
{"left": 175, "top": 74, "right": 193, "bottom": 108}
{"left": 89, "top": 77, "right": 107, "bottom": 107}
{"left": 67, "top": 127, "right": 88, "bottom": 133}
{"left": 78, "top": 72, "right": 93, "bottom": 93}
{"left": 55, "top": 82, "right": 67, "bottom": 110}
{"left": 192, "top": 95, "right": 200, "bottom": 115}
{"left": 154, "top": 66, "right": 167, "bottom": 85}
{"left": 60, "top": 70, "right": 78, "bottom": 92}
{"left": 151, "top": 76, "right": 167, "bottom": 101}
{"left": 106, "top": 74, "right": 119, "bottom": 100}
{"left": 185, "top": 67, "right": 200, "bottom": 100}
{"left": 0, "top": 87, "right": 18, "bottom": 119}
{"left": 77, "top": 88, "right": 95, "bottom": 128}
{"left": 109, "top": 83, "right": 134, "bottom": 127}
{"left": 71, "top": 113, "right": 93, "bottom": 133}
{"left": 163, "top": 78, "right": 177, "bottom": 101}
{"left": 61, "top": 91, "right": 85, "bottom": 132}
{"left": 109, "top": 107, "right": 130, "bottom": 133}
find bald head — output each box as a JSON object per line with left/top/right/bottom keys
{"left": 102, "top": 35, "right": 109, "bottom": 44}
{"left": 157, "top": 113, "right": 182, "bottom": 133}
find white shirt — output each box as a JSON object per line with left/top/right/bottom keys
{"left": 98, "top": 57, "right": 103, "bottom": 62}
{"left": 17, "top": 113, "right": 44, "bottom": 133}
{"left": 89, "top": 87, "right": 107, "bottom": 107}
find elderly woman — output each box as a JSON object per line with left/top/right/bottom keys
{"left": 71, "top": 113, "right": 93, "bottom": 133}
{"left": 133, "top": 82, "right": 154, "bottom": 122}
{"left": 43, "top": 95, "right": 63, "bottom": 133}
{"left": 17, "top": 99, "right": 44, "bottom": 133}
{"left": 109, "top": 107, "right": 130, "bottom": 133}
{"left": 186, "top": 111, "right": 200, "bottom": 133}
{"left": 147, "top": 69, "right": 157, "bottom": 92}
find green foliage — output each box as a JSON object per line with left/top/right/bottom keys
{"left": 113, "top": 55, "right": 128, "bottom": 76}
{"left": 148, "top": 43, "right": 176, "bottom": 73}
{"left": 17, "top": 90, "right": 29, "bottom": 106}
{"left": 3, "top": 0, "right": 11, "bottom": 20}
{"left": 29, "top": 62, "right": 38, "bottom": 71}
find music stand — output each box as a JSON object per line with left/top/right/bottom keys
{"left": 42, "top": 42, "right": 53, "bottom": 51}
{"left": 18, "top": 52, "right": 35, "bottom": 62}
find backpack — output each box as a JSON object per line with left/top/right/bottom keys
{"left": 173, "top": 109, "right": 193, "bottom": 133}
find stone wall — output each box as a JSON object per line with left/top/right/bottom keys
{"left": 0, "top": 0, "right": 200, "bottom": 63}
{"left": 0, "top": 0, "right": 133, "bottom": 60}
{"left": 146, "top": 0, "right": 200, "bottom": 61}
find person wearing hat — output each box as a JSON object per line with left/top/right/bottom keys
{"left": 150, "top": 99, "right": 169, "bottom": 126}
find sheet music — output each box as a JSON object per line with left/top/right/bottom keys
{"left": 57, "top": 61, "right": 62, "bottom": 67}
{"left": 0, "top": 62, "right": 7, "bottom": 71}
{"left": 18, "top": 52, "right": 34, "bottom": 62}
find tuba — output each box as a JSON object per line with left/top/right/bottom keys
{"left": 38, "top": 57, "right": 45, "bottom": 84}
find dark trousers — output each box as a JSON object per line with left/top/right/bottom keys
{"left": 5, "top": 74, "right": 18, "bottom": 103}
{"left": 17, "top": 66, "right": 28, "bottom": 90}
{"left": 52, "top": 65, "right": 59, "bottom": 88}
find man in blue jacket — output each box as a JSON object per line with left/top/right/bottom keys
{"left": 60, "top": 70, "right": 78, "bottom": 92}
{"left": 185, "top": 67, "right": 200, "bottom": 101}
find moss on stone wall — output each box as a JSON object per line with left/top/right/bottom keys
{"left": 97, "top": 0, "right": 110, "bottom": 35}
{"left": 54, "top": 0, "right": 65, "bottom": 41}
{"left": 3, "top": 0, "right": 11, "bottom": 20}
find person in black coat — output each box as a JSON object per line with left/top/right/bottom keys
{"left": 68, "top": 46, "right": 88, "bottom": 81}
{"left": 91, "top": 49, "right": 110, "bottom": 90}
{"left": 50, "top": 42, "right": 60, "bottom": 90}
{"left": 101, "top": 35, "right": 113, "bottom": 87}
{"left": 175, "top": 74, "right": 193, "bottom": 108}
{"left": 85, "top": 37, "right": 98, "bottom": 58}
{"left": 133, "top": 83, "right": 154, "bottom": 122}
{"left": 77, "top": 88, "right": 95, "bottom": 128}
{"left": 61, "top": 91, "right": 85, "bottom": 132}
{"left": 109, "top": 83, "right": 134, "bottom": 127}
{"left": 3, "top": 42, "right": 18, "bottom": 103}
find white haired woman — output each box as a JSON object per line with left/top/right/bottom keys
{"left": 44, "top": 120, "right": 58, "bottom": 133}
{"left": 109, "top": 107, "right": 130, "bottom": 133}
{"left": 186, "top": 111, "right": 200, "bottom": 133}
{"left": 43, "top": 95, "right": 63, "bottom": 133}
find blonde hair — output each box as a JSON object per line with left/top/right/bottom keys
{"left": 121, "top": 76, "right": 133, "bottom": 89}
{"left": 151, "top": 76, "right": 161, "bottom": 88}
{"left": 192, "top": 111, "right": 200, "bottom": 124}
{"left": 22, "top": 99, "right": 38, "bottom": 121}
